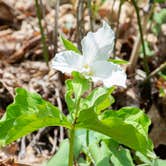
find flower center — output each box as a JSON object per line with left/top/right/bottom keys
{"left": 82, "top": 64, "right": 94, "bottom": 76}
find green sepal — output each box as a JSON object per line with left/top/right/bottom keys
{"left": 60, "top": 35, "right": 81, "bottom": 54}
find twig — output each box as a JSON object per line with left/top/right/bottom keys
{"left": 76, "top": 0, "right": 85, "bottom": 50}
{"left": 29, "top": 127, "right": 48, "bottom": 147}
{"left": 131, "top": 0, "right": 150, "bottom": 75}
{"left": 35, "top": 0, "right": 49, "bottom": 66}
{"left": 50, "top": 129, "right": 58, "bottom": 154}
{"left": 55, "top": 88, "right": 64, "bottom": 142}
{"left": 146, "top": 62, "right": 166, "bottom": 81}
{"left": 0, "top": 80, "right": 14, "bottom": 98}
{"left": 87, "top": 0, "right": 94, "bottom": 31}
{"left": 113, "top": 0, "right": 123, "bottom": 57}
{"left": 18, "top": 136, "right": 26, "bottom": 160}
{"left": 53, "top": 0, "right": 60, "bottom": 54}
{"left": 7, "top": 35, "right": 41, "bottom": 63}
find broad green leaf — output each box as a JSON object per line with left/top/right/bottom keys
{"left": 0, "top": 88, "right": 71, "bottom": 146}
{"left": 108, "top": 58, "right": 129, "bottom": 64}
{"left": 135, "top": 151, "right": 165, "bottom": 166}
{"left": 45, "top": 139, "right": 69, "bottom": 166}
{"left": 81, "top": 87, "right": 115, "bottom": 114}
{"left": 135, "top": 151, "right": 152, "bottom": 165}
{"left": 103, "top": 107, "right": 151, "bottom": 134}
{"left": 60, "top": 35, "right": 81, "bottom": 54}
{"left": 105, "top": 139, "right": 134, "bottom": 166}
{"left": 76, "top": 130, "right": 134, "bottom": 166}
{"left": 153, "top": 159, "right": 166, "bottom": 166}
{"left": 89, "top": 141, "right": 111, "bottom": 166}
{"left": 45, "top": 138, "right": 82, "bottom": 166}
{"left": 65, "top": 72, "right": 90, "bottom": 112}
{"left": 75, "top": 130, "right": 111, "bottom": 166}
{"left": 75, "top": 107, "right": 153, "bottom": 155}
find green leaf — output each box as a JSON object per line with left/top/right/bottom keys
{"left": 89, "top": 141, "right": 111, "bottom": 166}
{"left": 108, "top": 58, "right": 129, "bottom": 64}
{"left": 75, "top": 130, "right": 111, "bottom": 166}
{"left": 45, "top": 138, "right": 82, "bottom": 166}
{"left": 46, "top": 139, "right": 69, "bottom": 166}
{"left": 153, "top": 159, "right": 166, "bottom": 166}
{"left": 81, "top": 87, "right": 115, "bottom": 114}
{"left": 75, "top": 130, "right": 134, "bottom": 166}
{"left": 65, "top": 72, "right": 90, "bottom": 112}
{"left": 103, "top": 107, "right": 151, "bottom": 134}
{"left": 135, "top": 151, "right": 166, "bottom": 166}
{"left": 75, "top": 107, "right": 153, "bottom": 156}
{"left": 135, "top": 151, "right": 152, "bottom": 165}
{"left": 60, "top": 35, "right": 81, "bottom": 54}
{"left": 105, "top": 139, "right": 134, "bottom": 166}
{"left": 0, "top": 88, "right": 71, "bottom": 146}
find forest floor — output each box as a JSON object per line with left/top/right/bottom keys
{"left": 0, "top": 0, "right": 166, "bottom": 165}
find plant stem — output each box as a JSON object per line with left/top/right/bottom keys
{"left": 68, "top": 97, "right": 81, "bottom": 166}
{"left": 35, "top": 0, "right": 49, "bottom": 65}
{"left": 86, "top": 129, "right": 89, "bottom": 146}
{"left": 131, "top": 0, "right": 150, "bottom": 75}
{"left": 87, "top": 0, "right": 94, "bottom": 31}
{"left": 68, "top": 127, "right": 75, "bottom": 166}
{"left": 128, "top": 3, "right": 155, "bottom": 75}
{"left": 53, "top": 0, "right": 60, "bottom": 54}
{"left": 113, "top": 0, "right": 123, "bottom": 57}
{"left": 76, "top": 0, "right": 85, "bottom": 50}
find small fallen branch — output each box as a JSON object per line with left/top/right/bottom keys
{"left": 146, "top": 62, "right": 166, "bottom": 81}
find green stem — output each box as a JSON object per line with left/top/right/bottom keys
{"left": 68, "top": 127, "right": 75, "bottom": 166}
{"left": 86, "top": 129, "right": 89, "bottom": 146}
{"left": 87, "top": 0, "right": 94, "bottom": 31}
{"left": 68, "top": 97, "right": 81, "bottom": 166}
{"left": 113, "top": 0, "right": 123, "bottom": 57}
{"left": 35, "top": 0, "right": 49, "bottom": 65}
{"left": 131, "top": 0, "right": 150, "bottom": 75}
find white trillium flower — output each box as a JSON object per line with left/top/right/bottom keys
{"left": 52, "top": 21, "right": 126, "bottom": 88}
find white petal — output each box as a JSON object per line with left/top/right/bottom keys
{"left": 51, "top": 51, "right": 83, "bottom": 74}
{"left": 91, "top": 61, "right": 126, "bottom": 87}
{"left": 81, "top": 21, "right": 115, "bottom": 63}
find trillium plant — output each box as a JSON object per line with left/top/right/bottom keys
{"left": 0, "top": 21, "right": 158, "bottom": 166}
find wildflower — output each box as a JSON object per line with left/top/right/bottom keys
{"left": 52, "top": 21, "right": 126, "bottom": 87}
